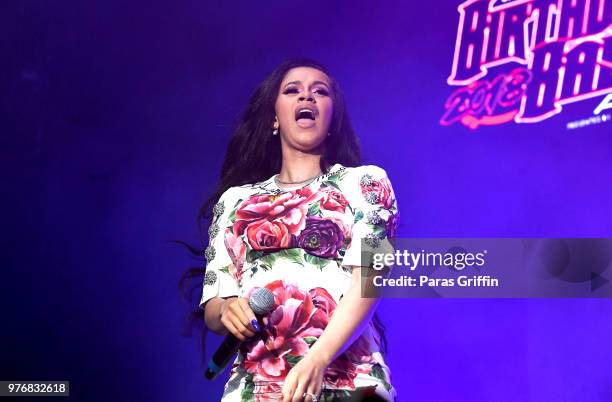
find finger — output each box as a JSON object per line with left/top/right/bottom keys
{"left": 220, "top": 317, "right": 246, "bottom": 341}
{"left": 226, "top": 302, "right": 256, "bottom": 337}
{"left": 282, "top": 374, "right": 296, "bottom": 402}
{"left": 305, "top": 379, "right": 321, "bottom": 402}
{"left": 292, "top": 379, "right": 307, "bottom": 402}
{"left": 229, "top": 314, "right": 255, "bottom": 338}
{"left": 230, "top": 300, "right": 254, "bottom": 330}
{"left": 237, "top": 298, "right": 260, "bottom": 331}
{"left": 238, "top": 297, "right": 256, "bottom": 318}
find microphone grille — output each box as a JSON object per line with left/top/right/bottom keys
{"left": 248, "top": 287, "right": 275, "bottom": 315}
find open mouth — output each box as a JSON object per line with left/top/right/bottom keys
{"left": 295, "top": 108, "right": 316, "bottom": 128}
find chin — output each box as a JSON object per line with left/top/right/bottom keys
{"left": 290, "top": 136, "right": 326, "bottom": 151}
{"left": 286, "top": 129, "right": 325, "bottom": 142}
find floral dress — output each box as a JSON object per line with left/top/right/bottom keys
{"left": 200, "top": 163, "right": 400, "bottom": 402}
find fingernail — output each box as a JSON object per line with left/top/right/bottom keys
{"left": 251, "top": 319, "right": 260, "bottom": 332}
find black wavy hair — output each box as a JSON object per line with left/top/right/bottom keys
{"left": 178, "top": 57, "right": 389, "bottom": 370}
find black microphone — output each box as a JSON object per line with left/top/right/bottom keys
{"left": 205, "top": 287, "right": 275, "bottom": 380}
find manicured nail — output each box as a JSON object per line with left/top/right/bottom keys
{"left": 251, "top": 319, "right": 260, "bottom": 332}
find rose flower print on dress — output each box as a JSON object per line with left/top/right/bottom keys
{"left": 200, "top": 163, "right": 399, "bottom": 402}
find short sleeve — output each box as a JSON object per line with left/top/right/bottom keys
{"left": 340, "top": 165, "right": 400, "bottom": 270}
{"left": 199, "top": 189, "right": 240, "bottom": 310}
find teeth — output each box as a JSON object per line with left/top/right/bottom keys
{"left": 296, "top": 108, "right": 315, "bottom": 120}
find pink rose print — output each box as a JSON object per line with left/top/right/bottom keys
{"left": 319, "top": 187, "right": 349, "bottom": 213}
{"left": 242, "top": 281, "right": 327, "bottom": 379}
{"left": 240, "top": 280, "right": 375, "bottom": 390}
{"left": 245, "top": 219, "right": 291, "bottom": 251}
{"left": 325, "top": 355, "right": 372, "bottom": 389}
{"left": 361, "top": 176, "right": 395, "bottom": 209}
{"left": 233, "top": 188, "right": 322, "bottom": 250}
{"left": 224, "top": 229, "right": 246, "bottom": 281}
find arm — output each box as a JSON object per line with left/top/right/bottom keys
{"left": 307, "top": 266, "right": 379, "bottom": 365}
{"left": 199, "top": 189, "right": 258, "bottom": 341}
{"left": 283, "top": 165, "right": 399, "bottom": 402}
{"left": 282, "top": 266, "right": 381, "bottom": 402}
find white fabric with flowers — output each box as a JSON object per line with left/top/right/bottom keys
{"left": 200, "top": 163, "right": 399, "bottom": 402}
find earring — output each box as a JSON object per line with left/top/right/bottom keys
{"left": 272, "top": 121, "right": 279, "bottom": 136}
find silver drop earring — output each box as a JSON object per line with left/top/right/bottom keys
{"left": 272, "top": 120, "right": 279, "bottom": 136}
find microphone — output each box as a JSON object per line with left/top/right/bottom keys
{"left": 205, "top": 287, "right": 275, "bottom": 380}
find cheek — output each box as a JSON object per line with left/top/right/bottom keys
{"left": 275, "top": 100, "right": 293, "bottom": 123}
{"left": 322, "top": 105, "right": 334, "bottom": 125}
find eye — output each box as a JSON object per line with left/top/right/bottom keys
{"left": 314, "top": 88, "right": 329, "bottom": 96}
{"left": 283, "top": 87, "right": 299, "bottom": 94}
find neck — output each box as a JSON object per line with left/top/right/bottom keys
{"left": 277, "top": 153, "right": 324, "bottom": 183}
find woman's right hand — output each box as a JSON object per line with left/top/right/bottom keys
{"left": 219, "top": 297, "right": 260, "bottom": 341}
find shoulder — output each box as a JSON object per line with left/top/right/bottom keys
{"left": 215, "top": 180, "right": 268, "bottom": 211}
{"left": 356, "top": 164, "right": 390, "bottom": 178}
{"left": 214, "top": 185, "right": 243, "bottom": 213}
{"left": 336, "top": 164, "right": 398, "bottom": 210}
{"left": 338, "top": 164, "right": 392, "bottom": 186}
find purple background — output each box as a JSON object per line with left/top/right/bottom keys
{"left": 2, "top": 1, "right": 611, "bottom": 401}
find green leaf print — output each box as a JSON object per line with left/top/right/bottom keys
{"left": 321, "top": 180, "right": 341, "bottom": 191}
{"left": 240, "top": 374, "right": 254, "bottom": 402}
{"left": 372, "top": 225, "right": 387, "bottom": 239}
{"left": 259, "top": 252, "right": 278, "bottom": 266}
{"left": 280, "top": 248, "right": 304, "bottom": 265}
{"left": 304, "top": 253, "right": 330, "bottom": 270}
{"left": 326, "top": 169, "right": 348, "bottom": 184}
{"left": 353, "top": 210, "right": 364, "bottom": 223}
{"left": 228, "top": 198, "right": 242, "bottom": 223}
{"left": 303, "top": 336, "right": 318, "bottom": 346}
{"left": 307, "top": 202, "right": 321, "bottom": 217}
{"left": 370, "top": 363, "right": 393, "bottom": 392}
{"left": 246, "top": 249, "right": 265, "bottom": 263}
{"left": 259, "top": 261, "right": 272, "bottom": 271}
{"left": 218, "top": 265, "right": 231, "bottom": 275}
{"left": 285, "top": 354, "right": 302, "bottom": 367}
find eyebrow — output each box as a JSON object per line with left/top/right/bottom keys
{"left": 283, "top": 80, "right": 330, "bottom": 89}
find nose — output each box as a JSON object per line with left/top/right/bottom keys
{"left": 298, "top": 90, "right": 315, "bottom": 103}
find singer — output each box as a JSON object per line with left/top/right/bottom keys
{"left": 199, "top": 58, "right": 399, "bottom": 402}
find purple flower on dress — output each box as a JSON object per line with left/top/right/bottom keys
{"left": 297, "top": 217, "right": 344, "bottom": 258}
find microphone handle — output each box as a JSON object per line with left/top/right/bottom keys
{"left": 205, "top": 317, "right": 262, "bottom": 380}
{"left": 211, "top": 333, "right": 241, "bottom": 371}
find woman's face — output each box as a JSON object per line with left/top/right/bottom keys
{"left": 274, "top": 67, "right": 334, "bottom": 152}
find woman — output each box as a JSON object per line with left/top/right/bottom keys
{"left": 199, "top": 58, "right": 400, "bottom": 402}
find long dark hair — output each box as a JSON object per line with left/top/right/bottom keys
{"left": 178, "top": 57, "right": 389, "bottom": 368}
